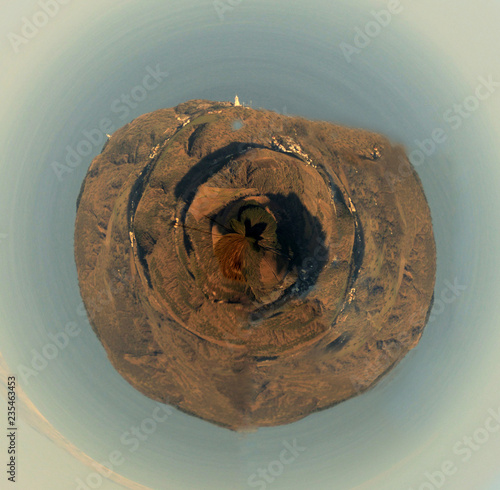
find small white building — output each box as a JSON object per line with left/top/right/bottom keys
{"left": 234, "top": 95, "right": 241, "bottom": 106}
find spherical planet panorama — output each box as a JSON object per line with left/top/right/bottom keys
{"left": 74, "top": 98, "right": 436, "bottom": 430}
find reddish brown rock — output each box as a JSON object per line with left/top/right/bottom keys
{"left": 74, "top": 99, "right": 436, "bottom": 430}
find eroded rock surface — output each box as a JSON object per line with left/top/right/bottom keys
{"left": 75, "top": 99, "right": 436, "bottom": 429}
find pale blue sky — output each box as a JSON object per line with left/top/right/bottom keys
{"left": 1, "top": 1, "right": 500, "bottom": 489}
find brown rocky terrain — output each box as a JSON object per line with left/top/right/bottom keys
{"left": 74, "top": 99, "right": 436, "bottom": 429}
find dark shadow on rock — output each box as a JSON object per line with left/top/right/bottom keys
{"left": 248, "top": 192, "right": 328, "bottom": 319}
{"left": 174, "top": 141, "right": 268, "bottom": 204}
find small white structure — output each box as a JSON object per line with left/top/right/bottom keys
{"left": 234, "top": 95, "right": 241, "bottom": 106}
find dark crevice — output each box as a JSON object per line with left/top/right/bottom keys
{"left": 326, "top": 332, "right": 351, "bottom": 353}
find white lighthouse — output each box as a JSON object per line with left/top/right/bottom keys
{"left": 234, "top": 95, "right": 241, "bottom": 107}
